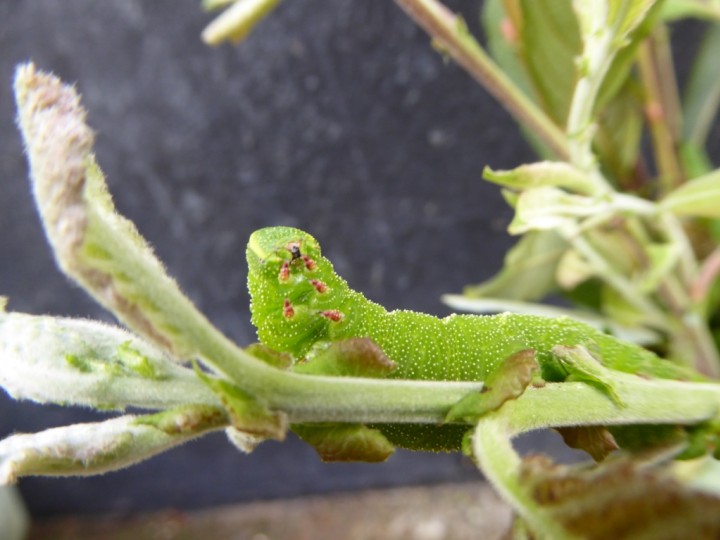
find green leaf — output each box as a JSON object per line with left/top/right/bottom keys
{"left": 593, "top": 79, "right": 644, "bottom": 184}
{"left": 446, "top": 349, "right": 539, "bottom": 423}
{"left": 482, "top": 0, "right": 534, "bottom": 99}
{"left": 682, "top": 23, "right": 720, "bottom": 147}
{"left": 461, "top": 230, "right": 567, "bottom": 301}
{"left": 510, "top": 0, "right": 582, "bottom": 126}
{"left": 680, "top": 141, "right": 714, "bottom": 179}
{"left": 609, "top": 0, "right": 660, "bottom": 40}
{"left": 292, "top": 338, "right": 397, "bottom": 378}
{"left": 481, "top": 0, "right": 557, "bottom": 158}
{"left": 484, "top": 162, "right": 596, "bottom": 195}
{"left": 660, "top": 169, "right": 720, "bottom": 217}
{"left": 595, "top": 2, "right": 665, "bottom": 109}
{"left": 292, "top": 423, "right": 395, "bottom": 462}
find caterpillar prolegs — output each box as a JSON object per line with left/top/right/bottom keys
{"left": 246, "top": 227, "right": 697, "bottom": 456}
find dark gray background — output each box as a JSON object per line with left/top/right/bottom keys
{"left": 0, "top": 0, "right": 707, "bottom": 518}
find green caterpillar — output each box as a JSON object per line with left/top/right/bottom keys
{"left": 246, "top": 226, "right": 697, "bottom": 455}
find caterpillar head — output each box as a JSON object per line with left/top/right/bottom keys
{"left": 247, "top": 227, "right": 351, "bottom": 358}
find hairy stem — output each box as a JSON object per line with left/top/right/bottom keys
{"left": 473, "top": 414, "right": 579, "bottom": 540}
{"left": 564, "top": 3, "right": 614, "bottom": 193}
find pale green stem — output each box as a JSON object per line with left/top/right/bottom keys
{"left": 504, "top": 376, "right": 720, "bottom": 431}
{"left": 393, "top": 0, "right": 569, "bottom": 159}
{"left": 612, "top": 212, "right": 717, "bottom": 376}
{"left": 660, "top": 212, "right": 699, "bottom": 286}
{"left": 693, "top": 247, "right": 720, "bottom": 303}
{"left": 473, "top": 415, "right": 580, "bottom": 540}
{"left": 677, "top": 311, "right": 720, "bottom": 378}
{"left": 195, "top": 325, "right": 483, "bottom": 423}
{"left": 473, "top": 374, "right": 720, "bottom": 540}
{"left": 564, "top": 5, "right": 614, "bottom": 193}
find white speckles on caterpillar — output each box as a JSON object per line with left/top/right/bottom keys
{"left": 247, "top": 227, "right": 698, "bottom": 385}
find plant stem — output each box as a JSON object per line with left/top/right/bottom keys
{"left": 473, "top": 373, "right": 720, "bottom": 540}
{"left": 506, "top": 376, "right": 720, "bottom": 432}
{"left": 638, "top": 36, "right": 685, "bottom": 194}
{"left": 473, "top": 414, "right": 578, "bottom": 540}
{"left": 693, "top": 246, "right": 720, "bottom": 303}
{"left": 393, "top": 0, "right": 569, "bottom": 160}
{"left": 652, "top": 26, "right": 683, "bottom": 145}
{"left": 564, "top": 4, "right": 614, "bottom": 193}
{"left": 198, "top": 329, "right": 483, "bottom": 423}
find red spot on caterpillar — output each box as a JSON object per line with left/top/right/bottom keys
{"left": 278, "top": 261, "right": 290, "bottom": 282}
{"left": 310, "top": 279, "right": 327, "bottom": 293}
{"left": 320, "top": 310, "right": 343, "bottom": 322}
{"left": 303, "top": 255, "right": 317, "bottom": 271}
{"left": 283, "top": 299, "right": 295, "bottom": 319}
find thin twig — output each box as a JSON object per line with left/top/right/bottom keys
{"left": 638, "top": 37, "right": 685, "bottom": 194}
{"left": 693, "top": 247, "right": 720, "bottom": 303}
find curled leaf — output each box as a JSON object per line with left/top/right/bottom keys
{"left": 484, "top": 162, "right": 597, "bottom": 195}
{"left": 0, "top": 411, "right": 226, "bottom": 484}
{"left": 14, "top": 63, "right": 215, "bottom": 359}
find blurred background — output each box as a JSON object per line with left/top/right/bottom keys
{"left": 0, "top": 0, "right": 706, "bottom": 522}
